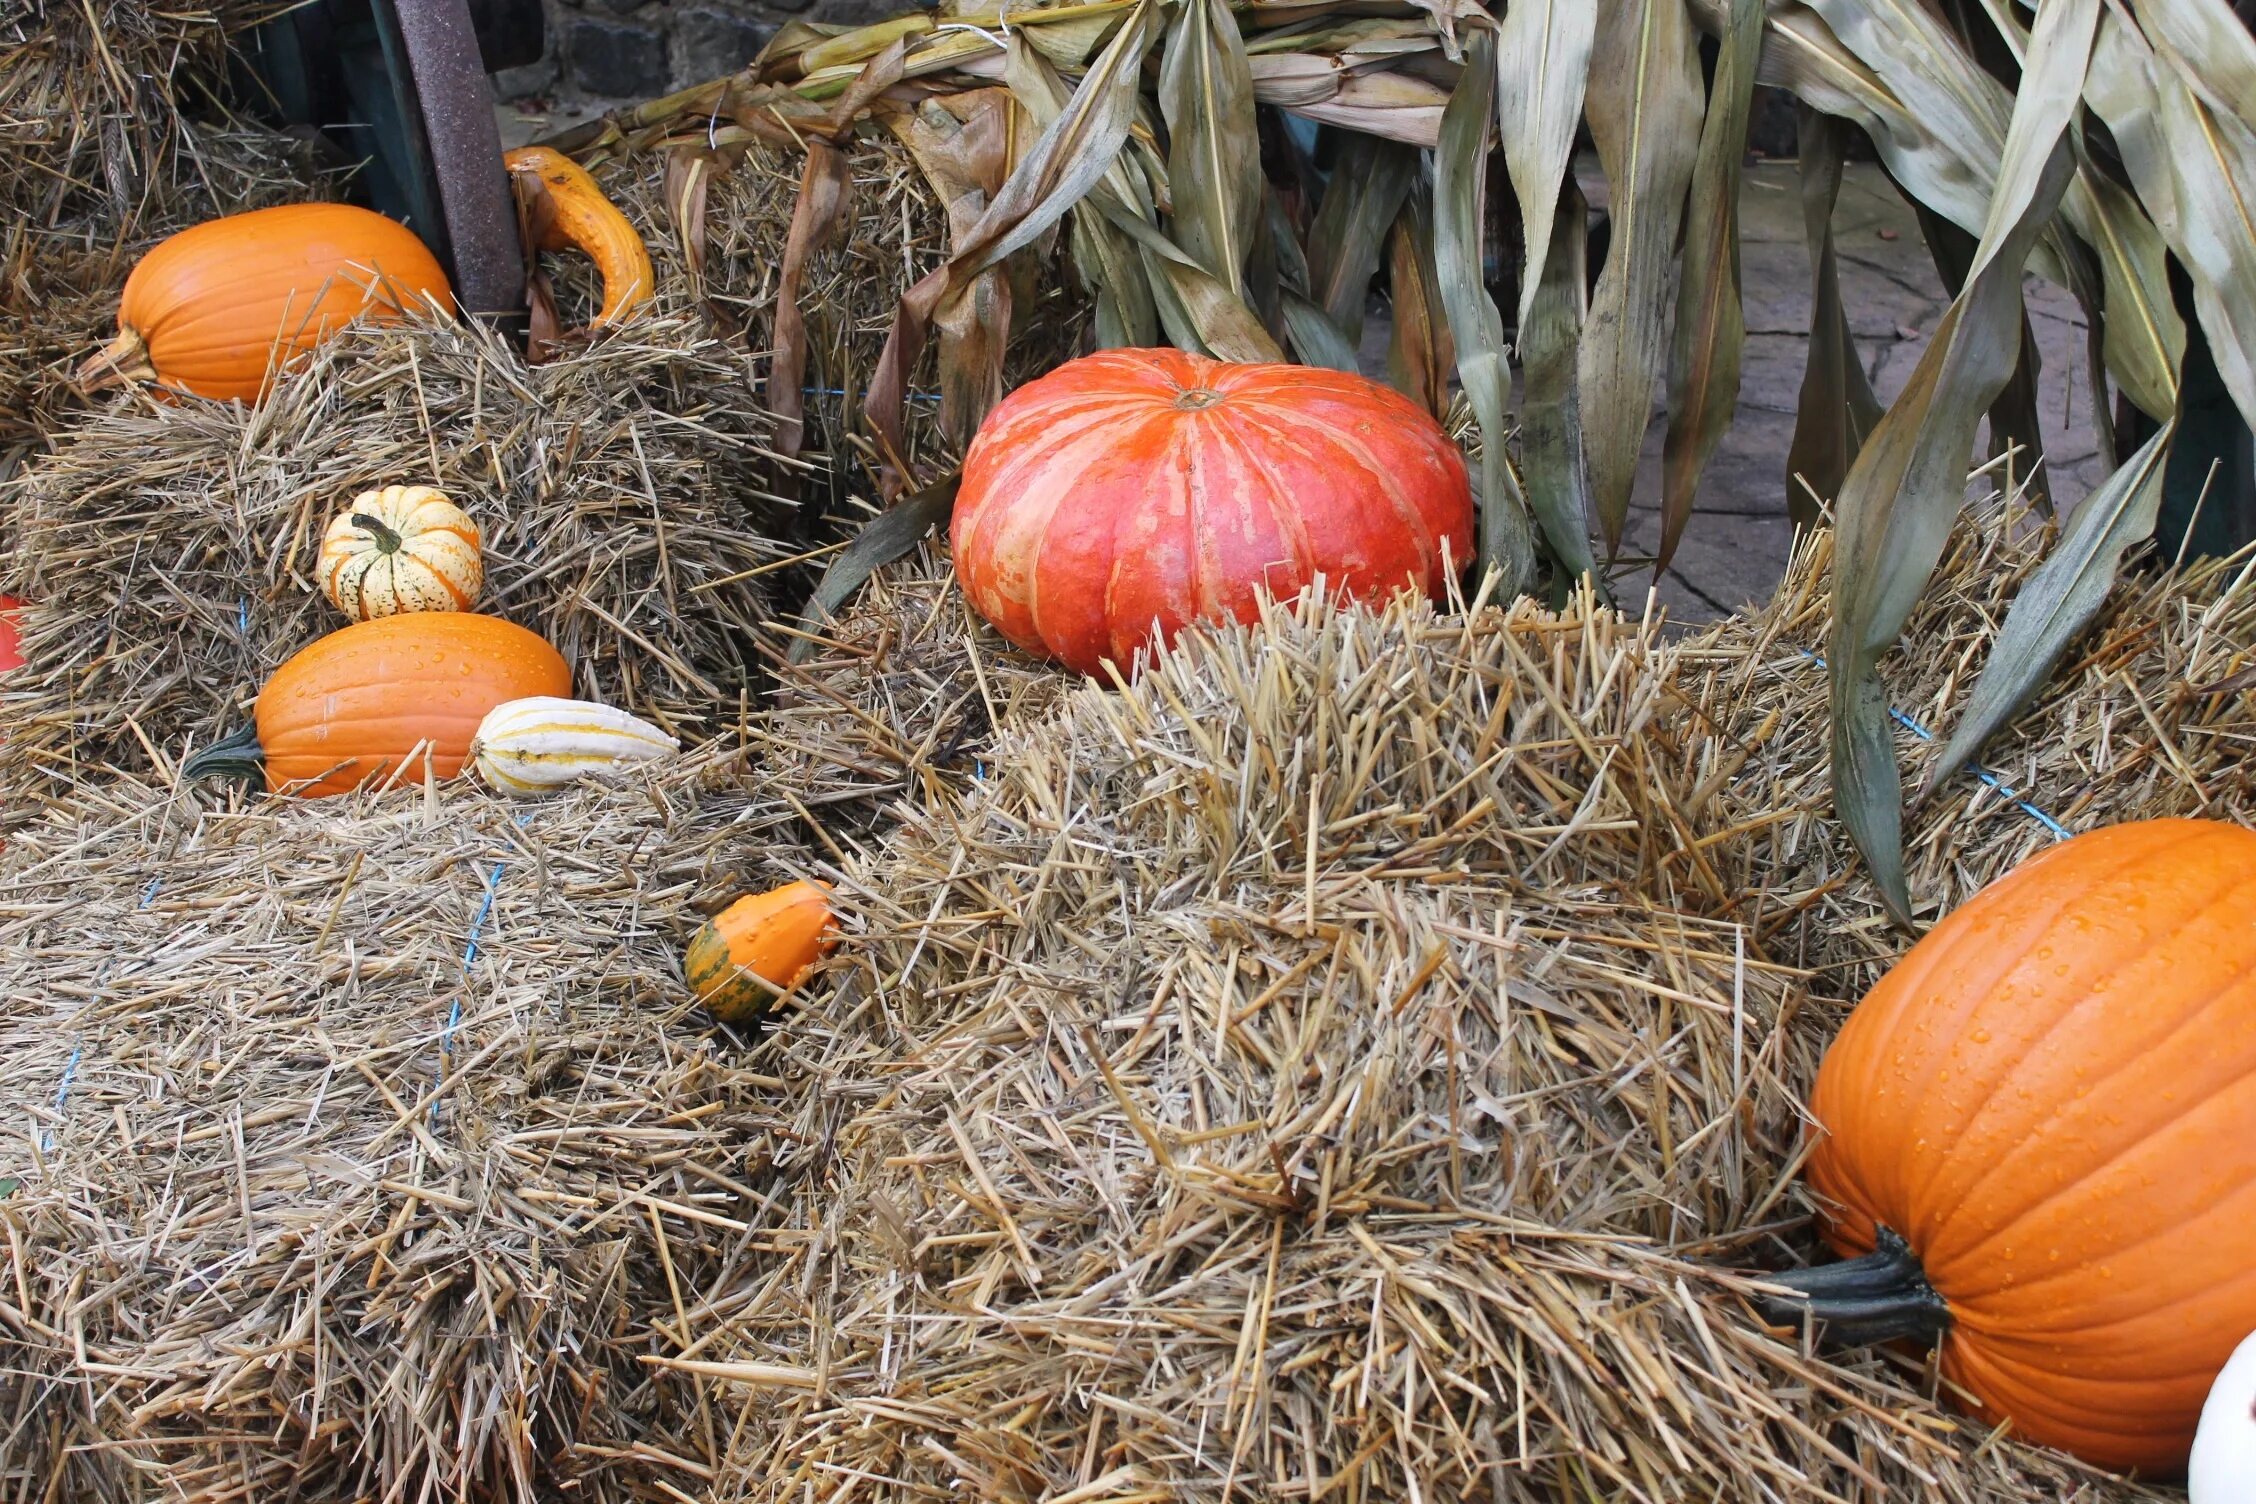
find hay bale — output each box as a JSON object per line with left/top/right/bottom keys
{"left": 748, "top": 546, "right": 1070, "bottom": 838}
{"left": 1, "top": 311, "right": 787, "bottom": 805}
{"left": 670, "top": 590, "right": 2162, "bottom": 1501}
{"left": 0, "top": 752, "right": 816, "bottom": 1502}
{"left": 0, "top": 0, "right": 275, "bottom": 227}
{"left": 1678, "top": 505, "right": 2256, "bottom": 990}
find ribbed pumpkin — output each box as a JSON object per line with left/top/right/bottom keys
{"left": 185, "top": 614, "right": 569, "bottom": 797}
{"left": 319, "top": 485, "right": 484, "bottom": 620}
{"left": 0, "top": 596, "right": 20, "bottom": 675}
{"left": 78, "top": 204, "right": 452, "bottom": 403}
{"left": 471, "top": 696, "right": 677, "bottom": 795}
{"left": 951, "top": 349, "right": 1474, "bottom": 678}
{"left": 684, "top": 881, "right": 836, "bottom": 1026}
{"left": 504, "top": 146, "right": 654, "bottom": 327}
{"left": 1776, "top": 819, "right": 2256, "bottom": 1477}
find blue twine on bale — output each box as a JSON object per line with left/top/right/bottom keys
{"left": 45, "top": 876, "right": 163, "bottom": 1153}
{"left": 431, "top": 816, "right": 530, "bottom": 1127}
{"left": 1794, "top": 647, "right": 2071, "bottom": 842}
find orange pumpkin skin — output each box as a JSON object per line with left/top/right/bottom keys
{"left": 255, "top": 614, "right": 570, "bottom": 796}
{"left": 951, "top": 349, "right": 1474, "bottom": 678}
{"left": 1807, "top": 818, "right": 2256, "bottom": 1476}
{"left": 89, "top": 204, "right": 452, "bottom": 403}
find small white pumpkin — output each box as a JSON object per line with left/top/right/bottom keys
{"left": 471, "top": 696, "right": 677, "bottom": 795}
{"left": 2193, "top": 1331, "right": 2256, "bottom": 1503}
{"left": 319, "top": 484, "right": 484, "bottom": 620}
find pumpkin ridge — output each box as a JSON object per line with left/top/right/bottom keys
{"left": 1942, "top": 1059, "right": 2256, "bottom": 1296}
{"left": 1022, "top": 405, "right": 1177, "bottom": 661}
{"left": 1180, "top": 412, "right": 1224, "bottom": 627}
{"left": 1900, "top": 851, "right": 2256, "bottom": 1255}
{"left": 1962, "top": 1255, "right": 2256, "bottom": 1353}
{"left": 1931, "top": 901, "right": 2256, "bottom": 1280}
{"left": 1208, "top": 412, "right": 1317, "bottom": 585}
{"left": 1946, "top": 1335, "right": 2217, "bottom": 1448}
{"left": 1093, "top": 408, "right": 1202, "bottom": 667}
{"left": 1246, "top": 401, "right": 1444, "bottom": 584}
{"left": 969, "top": 400, "right": 1149, "bottom": 506}
{"left": 1845, "top": 831, "right": 2180, "bottom": 1228}
{"left": 1100, "top": 408, "right": 1209, "bottom": 662}
{"left": 957, "top": 437, "right": 1085, "bottom": 648}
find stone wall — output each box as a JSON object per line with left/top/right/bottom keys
{"left": 497, "top": 0, "right": 895, "bottom": 102}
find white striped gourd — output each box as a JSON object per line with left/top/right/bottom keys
{"left": 471, "top": 696, "right": 676, "bottom": 795}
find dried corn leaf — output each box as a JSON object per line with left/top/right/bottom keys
{"left": 1385, "top": 187, "right": 1453, "bottom": 418}
{"left": 1925, "top": 421, "right": 2176, "bottom": 795}
{"left": 1659, "top": 0, "right": 1762, "bottom": 571}
{"left": 1786, "top": 106, "right": 1883, "bottom": 531}
{"left": 1304, "top": 132, "right": 1414, "bottom": 348}
{"left": 1434, "top": 29, "right": 1534, "bottom": 592}
{"left": 1159, "top": 0, "right": 1260, "bottom": 296}
{"left": 1493, "top": 0, "right": 1595, "bottom": 338}
{"left": 1578, "top": 0, "right": 1703, "bottom": 553}
{"left": 1826, "top": 0, "right": 2095, "bottom": 924}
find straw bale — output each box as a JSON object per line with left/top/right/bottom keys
{"left": 0, "top": 750, "right": 818, "bottom": 1502}
{"left": 748, "top": 545, "right": 1071, "bottom": 838}
{"left": 0, "top": 310, "right": 788, "bottom": 810}
{"left": 1678, "top": 502, "right": 2256, "bottom": 992}
{"left": 0, "top": 0, "right": 277, "bottom": 227}
{"left": 675, "top": 589, "right": 2162, "bottom": 1501}
{"left": 583, "top": 132, "right": 1091, "bottom": 502}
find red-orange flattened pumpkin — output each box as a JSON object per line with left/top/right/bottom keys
{"left": 1779, "top": 818, "right": 2256, "bottom": 1477}
{"left": 950, "top": 349, "right": 1474, "bottom": 678}
{"left": 78, "top": 204, "right": 452, "bottom": 404}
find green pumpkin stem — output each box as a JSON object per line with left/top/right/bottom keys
{"left": 352, "top": 512, "right": 405, "bottom": 554}
{"left": 183, "top": 721, "right": 266, "bottom": 784}
{"left": 1753, "top": 1226, "right": 1951, "bottom": 1347}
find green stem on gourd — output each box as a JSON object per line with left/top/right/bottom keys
{"left": 183, "top": 722, "right": 265, "bottom": 783}
{"left": 1754, "top": 1226, "right": 1952, "bottom": 1347}
{"left": 352, "top": 513, "right": 405, "bottom": 553}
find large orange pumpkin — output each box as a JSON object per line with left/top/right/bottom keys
{"left": 78, "top": 204, "right": 452, "bottom": 404}
{"left": 951, "top": 349, "right": 1474, "bottom": 678}
{"left": 1779, "top": 818, "right": 2256, "bottom": 1476}
{"left": 186, "top": 613, "right": 569, "bottom": 797}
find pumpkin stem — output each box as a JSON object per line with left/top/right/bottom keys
{"left": 183, "top": 722, "right": 266, "bottom": 784}
{"left": 74, "top": 326, "right": 157, "bottom": 393}
{"left": 1753, "top": 1226, "right": 1951, "bottom": 1347}
{"left": 351, "top": 512, "right": 405, "bottom": 553}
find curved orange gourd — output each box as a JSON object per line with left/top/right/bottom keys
{"left": 951, "top": 349, "right": 1474, "bottom": 679}
{"left": 504, "top": 146, "right": 653, "bottom": 327}
{"left": 188, "top": 614, "right": 569, "bottom": 797}
{"left": 1795, "top": 818, "right": 2256, "bottom": 1477}
{"left": 684, "top": 881, "right": 836, "bottom": 1025}
{"left": 80, "top": 204, "right": 452, "bottom": 403}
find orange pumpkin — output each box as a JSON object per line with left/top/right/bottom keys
{"left": 951, "top": 349, "right": 1474, "bottom": 679}
{"left": 684, "top": 881, "right": 836, "bottom": 1025}
{"left": 0, "top": 596, "right": 20, "bottom": 675}
{"left": 185, "top": 613, "right": 569, "bottom": 797}
{"left": 78, "top": 204, "right": 452, "bottom": 403}
{"left": 1777, "top": 819, "right": 2256, "bottom": 1476}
